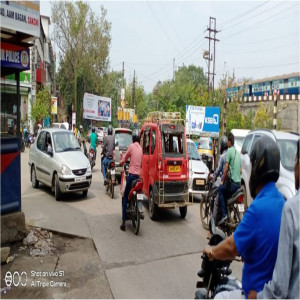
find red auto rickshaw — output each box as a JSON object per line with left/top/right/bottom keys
{"left": 139, "top": 112, "right": 191, "bottom": 220}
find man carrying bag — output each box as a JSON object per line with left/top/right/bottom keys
{"left": 218, "top": 132, "right": 241, "bottom": 225}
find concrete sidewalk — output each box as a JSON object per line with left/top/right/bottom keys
{"left": 1, "top": 227, "right": 112, "bottom": 299}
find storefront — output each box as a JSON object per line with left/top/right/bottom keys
{"left": 1, "top": 1, "right": 40, "bottom": 223}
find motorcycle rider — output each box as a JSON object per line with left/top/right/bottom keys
{"left": 248, "top": 138, "right": 300, "bottom": 299}
{"left": 209, "top": 136, "right": 228, "bottom": 224}
{"left": 102, "top": 125, "right": 115, "bottom": 184}
{"left": 119, "top": 131, "right": 143, "bottom": 231}
{"left": 203, "top": 136, "right": 285, "bottom": 299}
{"left": 89, "top": 127, "right": 98, "bottom": 159}
{"left": 218, "top": 132, "right": 241, "bottom": 225}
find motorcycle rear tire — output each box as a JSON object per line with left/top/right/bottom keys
{"left": 110, "top": 181, "right": 114, "bottom": 199}
{"left": 131, "top": 198, "right": 140, "bottom": 235}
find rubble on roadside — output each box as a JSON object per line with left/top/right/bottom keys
{"left": 23, "top": 228, "right": 55, "bottom": 257}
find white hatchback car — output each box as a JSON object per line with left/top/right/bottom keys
{"left": 29, "top": 128, "right": 92, "bottom": 200}
{"left": 241, "top": 129, "right": 298, "bottom": 208}
{"left": 187, "top": 139, "right": 209, "bottom": 197}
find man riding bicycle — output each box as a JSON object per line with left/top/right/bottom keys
{"left": 120, "top": 131, "right": 143, "bottom": 231}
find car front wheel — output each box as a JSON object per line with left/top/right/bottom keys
{"left": 55, "top": 174, "right": 62, "bottom": 201}
{"left": 31, "top": 166, "right": 39, "bottom": 188}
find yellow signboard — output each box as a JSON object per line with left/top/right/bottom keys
{"left": 51, "top": 97, "right": 57, "bottom": 114}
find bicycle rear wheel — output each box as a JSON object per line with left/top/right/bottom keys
{"left": 200, "top": 194, "right": 211, "bottom": 230}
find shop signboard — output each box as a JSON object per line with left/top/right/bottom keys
{"left": 1, "top": 42, "right": 30, "bottom": 70}
{"left": 0, "top": 1, "right": 40, "bottom": 37}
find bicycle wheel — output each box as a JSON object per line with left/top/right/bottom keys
{"left": 200, "top": 194, "right": 211, "bottom": 230}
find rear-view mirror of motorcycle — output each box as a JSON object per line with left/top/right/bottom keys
{"left": 209, "top": 218, "right": 216, "bottom": 235}
{"left": 115, "top": 141, "right": 119, "bottom": 147}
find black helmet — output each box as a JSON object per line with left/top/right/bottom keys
{"left": 220, "top": 136, "right": 228, "bottom": 155}
{"left": 108, "top": 125, "right": 113, "bottom": 135}
{"left": 132, "top": 131, "right": 139, "bottom": 143}
{"left": 92, "top": 127, "right": 95, "bottom": 133}
{"left": 249, "top": 136, "right": 280, "bottom": 199}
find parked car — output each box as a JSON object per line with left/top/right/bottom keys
{"left": 51, "top": 122, "right": 70, "bottom": 130}
{"left": 241, "top": 129, "right": 298, "bottom": 208}
{"left": 114, "top": 128, "right": 132, "bottom": 180}
{"left": 29, "top": 128, "right": 92, "bottom": 200}
{"left": 231, "top": 129, "right": 250, "bottom": 153}
{"left": 187, "top": 139, "right": 209, "bottom": 197}
{"left": 139, "top": 112, "right": 190, "bottom": 220}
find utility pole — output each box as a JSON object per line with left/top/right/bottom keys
{"left": 132, "top": 70, "right": 136, "bottom": 110}
{"left": 205, "top": 17, "right": 219, "bottom": 101}
{"left": 121, "top": 61, "right": 125, "bottom": 128}
{"left": 173, "top": 58, "right": 176, "bottom": 81}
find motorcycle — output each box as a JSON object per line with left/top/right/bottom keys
{"left": 105, "top": 157, "right": 116, "bottom": 199}
{"left": 120, "top": 162, "right": 144, "bottom": 235}
{"left": 195, "top": 219, "right": 242, "bottom": 299}
{"left": 89, "top": 147, "right": 96, "bottom": 170}
{"left": 200, "top": 173, "right": 245, "bottom": 236}
{"left": 21, "top": 136, "right": 25, "bottom": 152}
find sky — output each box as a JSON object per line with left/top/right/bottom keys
{"left": 41, "top": 0, "right": 300, "bottom": 93}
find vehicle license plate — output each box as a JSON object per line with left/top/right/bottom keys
{"left": 238, "top": 204, "right": 245, "bottom": 212}
{"left": 137, "top": 194, "right": 143, "bottom": 200}
{"left": 196, "top": 179, "right": 205, "bottom": 185}
{"left": 169, "top": 166, "right": 181, "bottom": 172}
{"left": 111, "top": 169, "right": 115, "bottom": 175}
{"left": 75, "top": 176, "right": 86, "bottom": 182}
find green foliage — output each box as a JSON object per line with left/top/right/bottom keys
{"left": 52, "top": 1, "right": 111, "bottom": 125}
{"left": 30, "top": 88, "right": 51, "bottom": 122}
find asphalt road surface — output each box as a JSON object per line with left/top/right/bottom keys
{"left": 20, "top": 145, "right": 243, "bottom": 298}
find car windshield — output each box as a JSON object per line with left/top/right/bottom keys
{"left": 52, "top": 124, "right": 59, "bottom": 128}
{"left": 235, "top": 137, "right": 245, "bottom": 150}
{"left": 115, "top": 132, "right": 132, "bottom": 149}
{"left": 198, "top": 138, "right": 212, "bottom": 150}
{"left": 277, "top": 139, "right": 297, "bottom": 171}
{"left": 162, "top": 131, "right": 185, "bottom": 157}
{"left": 53, "top": 132, "right": 81, "bottom": 152}
{"left": 188, "top": 142, "right": 201, "bottom": 160}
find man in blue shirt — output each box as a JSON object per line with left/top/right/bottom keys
{"left": 203, "top": 136, "right": 285, "bottom": 299}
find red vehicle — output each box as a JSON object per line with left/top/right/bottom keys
{"left": 139, "top": 112, "right": 191, "bottom": 220}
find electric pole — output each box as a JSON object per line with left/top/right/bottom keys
{"left": 205, "top": 17, "right": 219, "bottom": 101}
{"left": 132, "top": 70, "right": 136, "bottom": 110}
{"left": 121, "top": 61, "right": 125, "bottom": 127}
{"left": 173, "top": 58, "right": 176, "bottom": 81}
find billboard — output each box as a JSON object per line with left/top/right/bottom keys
{"left": 0, "top": 1, "right": 40, "bottom": 37}
{"left": 186, "top": 105, "right": 220, "bottom": 136}
{"left": 83, "top": 93, "right": 111, "bottom": 122}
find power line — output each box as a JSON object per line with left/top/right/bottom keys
{"left": 220, "top": 1, "right": 285, "bottom": 32}
{"left": 222, "top": 3, "right": 298, "bottom": 42}
{"left": 218, "top": 1, "right": 270, "bottom": 28}
{"left": 228, "top": 61, "right": 299, "bottom": 70}
{"left": 147, "top": 1, "right": 180, "bottom": 54}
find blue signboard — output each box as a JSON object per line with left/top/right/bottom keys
{"left": 1, "top": 42, "right": 30, "bottom": 70}
{"left": 186, "top": 105, "right": 220, "bottom": 136}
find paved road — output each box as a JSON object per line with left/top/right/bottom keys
{"left": 21, "top": 145, "right": 243, "bottom": 298}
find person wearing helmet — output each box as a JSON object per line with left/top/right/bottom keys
{"left": 218, "top": 132, "right": 241, "bottom": 225}
{"left": 89, "top": 127, "right": 98, "bottom": 157}
{"left": 119, "top": 131, "right": 143, "bottom": 231}
{"left": 208, "top": 136, "right": 228, "bottom": 224}
{"left": 203, "top": 136, "right": 285, "bottom": 299}
{"left": 102, "top": 125, "right": 115, "bottom": 182}
{"left": 248, "top": 139, "right": 300, "bottom": 299}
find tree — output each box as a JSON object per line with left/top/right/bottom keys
{"left": 30, "top": 87, "right": 51, "bottom": 123}
{"left": 52, "top": 1, "right": 111, "bottom": 124}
